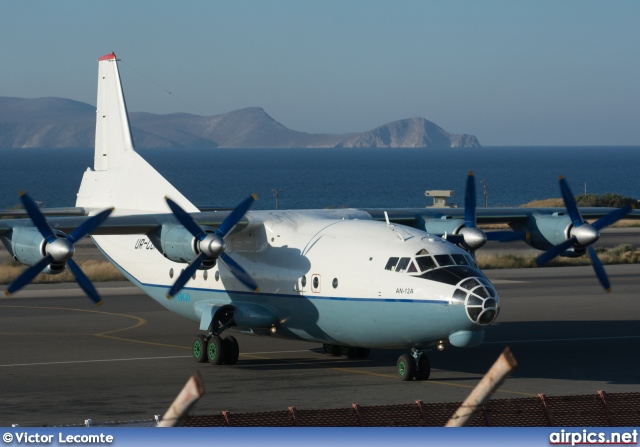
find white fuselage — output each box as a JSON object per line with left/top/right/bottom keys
{"left": 93, "top": 209, "right": 499, "bottom": 349}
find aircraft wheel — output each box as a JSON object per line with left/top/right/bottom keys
{"left": 224, "top": 336, "right": 240, "bottom": 365}
{"left": 414, "top": 355, "right": 431, "bottom": 381}
{"left": 207, "top": 335, "right": 225, "bottom": 365}
{"left": 397, "top": 353, "right": 415, "bottom": 381}
{"left": 355, "top": 348, "right": 370, "bottom": 359}
{"left": 322, "top": 343, "right": 331, "bottom": 354}
{"left": 328, "top": 344, "right": 341, "bottom": 356}
{"left": 340, "top": 345, "right": 358, "bottom": 359}
{"left": 193, "top": 335, "right": 208, "bottom": 363}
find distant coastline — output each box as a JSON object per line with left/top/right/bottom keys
{"left": 0, "top": 97, "right": 480, "bottom": 149}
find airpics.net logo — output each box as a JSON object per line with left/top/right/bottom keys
{"left": 549, "top": 429, "right": 638, "bottom": 446}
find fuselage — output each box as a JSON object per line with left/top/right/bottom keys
{"left": 93, "top": 208, "right": 500, "bottom": 350}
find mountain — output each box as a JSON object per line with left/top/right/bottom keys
{"left": 0, "top": 97, "right": 481, "bottom": 149}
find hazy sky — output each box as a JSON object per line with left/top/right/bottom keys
{"left": 2, "top": 1, "right": 639, "bottom": 146}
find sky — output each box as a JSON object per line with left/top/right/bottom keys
{"left": 1, "top": 1, "right": 639, "bottom": 146}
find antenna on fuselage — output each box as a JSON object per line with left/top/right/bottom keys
{"left": 384, "top": 211, "right": 392, "bottom": 228}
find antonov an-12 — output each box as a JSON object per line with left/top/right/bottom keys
{"left": 1, "top": 53, "right": 635, "bottom": 380}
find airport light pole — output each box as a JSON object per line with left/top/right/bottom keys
{"left": 272, "top": 188, "right": 282, "bottom": 210}
{"left": 481, "top": 179, "right": 488, "bottom": 207}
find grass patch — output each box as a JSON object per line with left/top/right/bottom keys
{"left": 0, "top": 259, "right": 125, "bottom": 285}
{"left": 476, "top": 243, "right": 640, "bottom": 269}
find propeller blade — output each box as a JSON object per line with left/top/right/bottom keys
{"left": 67, "top": 207, "right": 114, "bottom": 244}
{"left": 216, "top": 194, "right": 257, "bottom": 239}
{"left": 464, "top": 171, "right": 476, "bottom": 228}
{"left": 19, "top": 192, "right": 56, "bottom": 243}
{"left": 592, "top": 205, "right": 632, "bottom": 231}
{"left": 558, "top": 176, "right": 584, "bottom": 227}
{"left": 486, "top": 230, "right": 529, "bottom": 242}
{"left": 66, "top": 258, "right": 103, "bottom": 305}
{"left": 587, "top": 246, "right": 611, "bottom": 292}
{"left": 167, "top": 253, "right": 205, "bottom": 299}
{"left": 5, "top": 255, "right": 53, "bottom": 296}
{"left": 535, "top": 237, "right": 576, "bottom": 267}
{"left": 220, "top": 252, "right": 259, "bottom": 293}
{"left": 165, "top": 197, "right": 207, "bottom": 241}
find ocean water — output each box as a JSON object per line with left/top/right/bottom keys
{"left": 1, "top": 146, "right": 639, "bottom": 211}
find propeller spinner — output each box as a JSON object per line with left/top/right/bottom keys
{"left": 164, "top": 195, "right": 260, "bottom": 298}
{"left": 445, "top": 171, "right": 528, "bottom": 257}
{"left": 4, "top": 192, "right": 113, "bottom": 305}
{"left": 534, "top": 176, "right": 631, "bottom": 292}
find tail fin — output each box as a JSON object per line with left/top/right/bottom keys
{"left": 76, "top": 52, "right": 197, "bottom": 215}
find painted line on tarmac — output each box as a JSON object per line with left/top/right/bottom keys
{"left": 0, "top": 355, "right": 191, "bottom": 368}
{"left": 485, "top": 334, "right": 640, "bottom": 344}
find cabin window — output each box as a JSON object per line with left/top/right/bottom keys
{"left": 415, "top": 255, "right": 437, "bottom": 272}
{"left": 434, "top": 254, "right": 454, "bottom": 266}
{"left": 301, "top": 275, "right": 307, "bottom": 287}
{"left": 169, "top": 268, "right": 174, "bottom": 279}
{"left": 385, "top": 257, "right": 399, "bottom": 271}
{"left": 332, "top": 278, "right": 338, "bottom": 288}
{"left": 215, "top": 271, "right": 220, "bottom": 282}
{"left": 396, "top": 257, "right": 411, "bottom": 272}
{"left": 311, "top": 274, "right": 321, "bottom": 293}
{"left": 203, "top": 270, "right": 208, "bottom": 281}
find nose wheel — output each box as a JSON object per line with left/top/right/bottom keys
{"left": 397, "top": 349, "right": 430, "bottom": 381}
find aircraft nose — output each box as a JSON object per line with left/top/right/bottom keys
{"left": 451, "top": 277, "right": 500, "bottom": 326}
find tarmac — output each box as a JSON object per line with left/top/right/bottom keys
{"left": 1, "top": 264, "right": 639, "bottom": 426}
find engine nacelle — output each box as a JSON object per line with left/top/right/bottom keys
{"left": 3, "top": 227, "right": 46, "bottom": 266}
{"left": 516, "top": 214, "right": 572, "bottom": 251}
{"left": 150, "top": 224, "right": 217, "bottom": 268}
{"left": 422, "top": 217, "right": 465, "bottom": 236}
{"left": 0, "top": 227, "right": 66, "bottom": 275}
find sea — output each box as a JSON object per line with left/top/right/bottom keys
{"left": 1, "top": 146, "right": 639, "bottom": 211}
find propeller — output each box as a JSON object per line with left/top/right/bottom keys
{"left": 164, "top": 195, "right": 259, "bottom": 298}
{"left": 445, "top": 171, "right": 528, "bottom": 257}
{"left": 534, "top": 176, "right": 631, "bottom": 292}
{"left": 4, "top": 192, "right": 113, "bottom": 305}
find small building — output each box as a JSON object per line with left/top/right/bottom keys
{"left": 425, "top": 190, "right": 456, "bottom": 208}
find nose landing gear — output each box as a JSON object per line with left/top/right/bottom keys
{"left": 397, "top": 349, "right": 430, "bottom": 381}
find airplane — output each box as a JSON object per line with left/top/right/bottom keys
{"left": 1, "top": 52, "right": 637, "bottom": 381}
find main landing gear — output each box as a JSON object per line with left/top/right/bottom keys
{"left": 323, "top": 343, "right": 370, "bottom": 359}
{"left": 193, "top": 334, "right": 240, "bottom": 365}
{"left": 397, "top": 349, "right": 431, "bottom": 381}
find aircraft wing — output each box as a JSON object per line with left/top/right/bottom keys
{"left": 0, "top": 211, "right": 248, "bottom": 237}
{"left": 370, "top": 207, "right": 640, "bottom": 226}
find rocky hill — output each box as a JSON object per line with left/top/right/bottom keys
{"left": 0, "top": 97, "right": 480, "bottom": 149}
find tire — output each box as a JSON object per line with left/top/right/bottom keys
{"left": 328, "top": 344, "right": 341, "bottom": 356}
{"left": 223, "top": 336, "right": 240, "bottom": 365}
{"left": 355, "top": 347, "right": 370, "bottom": 359}
{"left": 207, "top": 335, "right": 224, "bottom": 365}
{"left": 340, "top": 345, "right": 358, "bottom": 359}
{"left": 415, "top": 355, "right": 431, "bottom": 381}
{"left": 322, "top": 343, "right": 331, "bottom": 354}
{"left": 193, "top": 334, "right": 207, "bottom": 363}
{"left": 397, "top": 353, "right": 415, "bottom": 381}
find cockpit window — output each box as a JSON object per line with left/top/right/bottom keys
{"left": 434, "top": 254, "right": 454, "bottom": 266}
{"left": 407, "top": 261, "right": 418, "bottom": 273}
{"left": 396, "top": 257, "right": 411, "bottom": 272}
{"left": 465, "top": 254, "right": 476, "bottom": 267}
{"left": 451, "top": 254, "right": 470, "bottom": 266}
{"left": 385, "top": 257, "right": 399, "bottom": 271}
{"left": 415, "top": 255, "right": 437, "bottom": 272}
